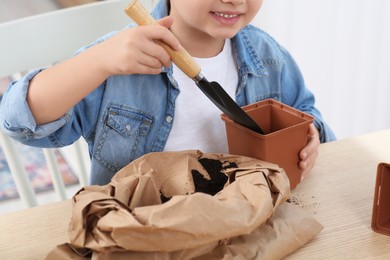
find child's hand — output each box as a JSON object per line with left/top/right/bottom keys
{"left": 97, "top": 16, "right": 180, "bottom": 76}
{"left": 299, "top": 124, "right": 320, "bottom": 180}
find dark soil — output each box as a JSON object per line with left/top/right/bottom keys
{"left": 160, "top": 193, "right": 171, "bottom": 204}
{"left": 192, "top": 158, "right": 229, "bottom": 196}
{"left": 160, "top": 157, "right": 238, "bottom": 203}
{"left": 286, "top": 197, "right": 300, "bottom": 205}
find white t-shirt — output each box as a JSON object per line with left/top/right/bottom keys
{"left": 164, "top": 40, "right": 238, "bottom": 154}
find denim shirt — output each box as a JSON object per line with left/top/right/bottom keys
{"left": 0, "top": 0, "right": 336, "bottom": 185}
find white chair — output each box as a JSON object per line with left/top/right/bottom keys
{"left": 0, "top": 0, "right": 156, "bottom": 208}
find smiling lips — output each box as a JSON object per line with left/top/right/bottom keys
{"left": 212, "top": 11, "right": 241, "bottom": 25}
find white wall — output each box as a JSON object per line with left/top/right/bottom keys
{"left": 253, "top": 0, "right": 390, "bottom": 139}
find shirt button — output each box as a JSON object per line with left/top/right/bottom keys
{"left": 126, "top": 124, "right": 131, "bottom": 131}
{"left": 166, "top": 116, "right": 173, "bottom": 123}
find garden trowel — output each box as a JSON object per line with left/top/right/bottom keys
{"left": 125, "top": 0, "right": 264, "bottom": 134}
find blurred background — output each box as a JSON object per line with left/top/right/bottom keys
{"left": 254, "top": 0, "right": 390, "bottom": 139}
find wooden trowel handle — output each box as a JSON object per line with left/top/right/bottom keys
{"left": 124, "top": 0, "right": 202, "bottom": 79}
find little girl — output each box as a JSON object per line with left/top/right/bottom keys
{"left": 0, "top": 0, "right": 336, "bottom": 185}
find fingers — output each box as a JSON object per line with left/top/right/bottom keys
{"left": 300, "top": 154, "right": 316, "bottom": 181}
{"left": 300, "top": 124, "right": 319, "bottom": 157}
{"left": 104, "top": 21, "right": 181, "bottom": 75}
{"left": 138, "top": 40, "right": 172, "bottom": 68}
{"left": 134, "top": 21, "right": 180, "bottom": 69}
{"left": 299, "top": 124, "right": 320, "bottom": 180}
{"left": 157, "top": 16, "right": 181, "bottom": 49}
{"left": 131, "top": 58, "right": 162, "bottom": 75}
{"left": 157, "top": 15, "right": 174, "bottom": 29}
{"left": 308, "top": 123, "right": 318, "bottom": 137}
{"left": 155, "top": 16, "right": 181, "bottom": 51}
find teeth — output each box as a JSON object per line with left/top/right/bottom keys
{"left": 214, "top": 12, "right": 238, "bottom": 18}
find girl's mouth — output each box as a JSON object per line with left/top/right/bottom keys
{"left": 212, "top": 12, "right": 241, "bottom": 25}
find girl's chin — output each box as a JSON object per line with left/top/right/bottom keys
{"left": 189, "top": 28, "right": 240, "bottom": 42}
{"left": 212, "top": 32, "right": 239, "bottom": 39}
{"left": 216, "top": 27, "right": 243, "bottom": 38}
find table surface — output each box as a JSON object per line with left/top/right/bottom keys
{"left": 1, "top": 130, "right": 390, "bottom": 259}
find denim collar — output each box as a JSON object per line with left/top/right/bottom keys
{"left": 151, "top": 0, "right": 168, "bottom": 19}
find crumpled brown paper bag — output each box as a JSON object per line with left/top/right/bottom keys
{"left": 47, "top": 150, "right": 322, "bottom": 259}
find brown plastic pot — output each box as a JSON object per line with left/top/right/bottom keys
{"left": 372, "top": 162, "right": 390, "bottom": 236}
{"left": 221, "top": 99, "right": 313, "bottom": 189}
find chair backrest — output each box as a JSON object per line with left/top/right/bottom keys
{"left": 0, "top": 0, "right": 155, "bottom": 208}
{"left": 0, "top": 0, "right": 133, "bottom": 78}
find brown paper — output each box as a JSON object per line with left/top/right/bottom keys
{"left": 47, "top": 150, "right": 322, "bottom": 259}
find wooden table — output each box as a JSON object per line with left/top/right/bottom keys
{"left": 1, "top": 130, "right": 390, "bottom": 259}
{"left": 286, "top": 129, "right": 390, "bottom": 259}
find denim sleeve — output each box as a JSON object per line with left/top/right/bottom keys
{"left": 0, "top": 30, "right": 117, "bottom": 147}
{"left": 278, "top": 47, "right": 336, "bottom": 143}
{"left": 0, "top": 69, "right": 73, "bottom": 147}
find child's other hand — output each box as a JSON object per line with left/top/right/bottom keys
{"left": 97, "top": 16, "right": 180, "bottom": 76}
{"left": 299, "top": 124, "right": 320, "bottom": 180}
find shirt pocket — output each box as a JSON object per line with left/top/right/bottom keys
{"left": 94, "top": 105, "right": 153, "bottom": 173}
